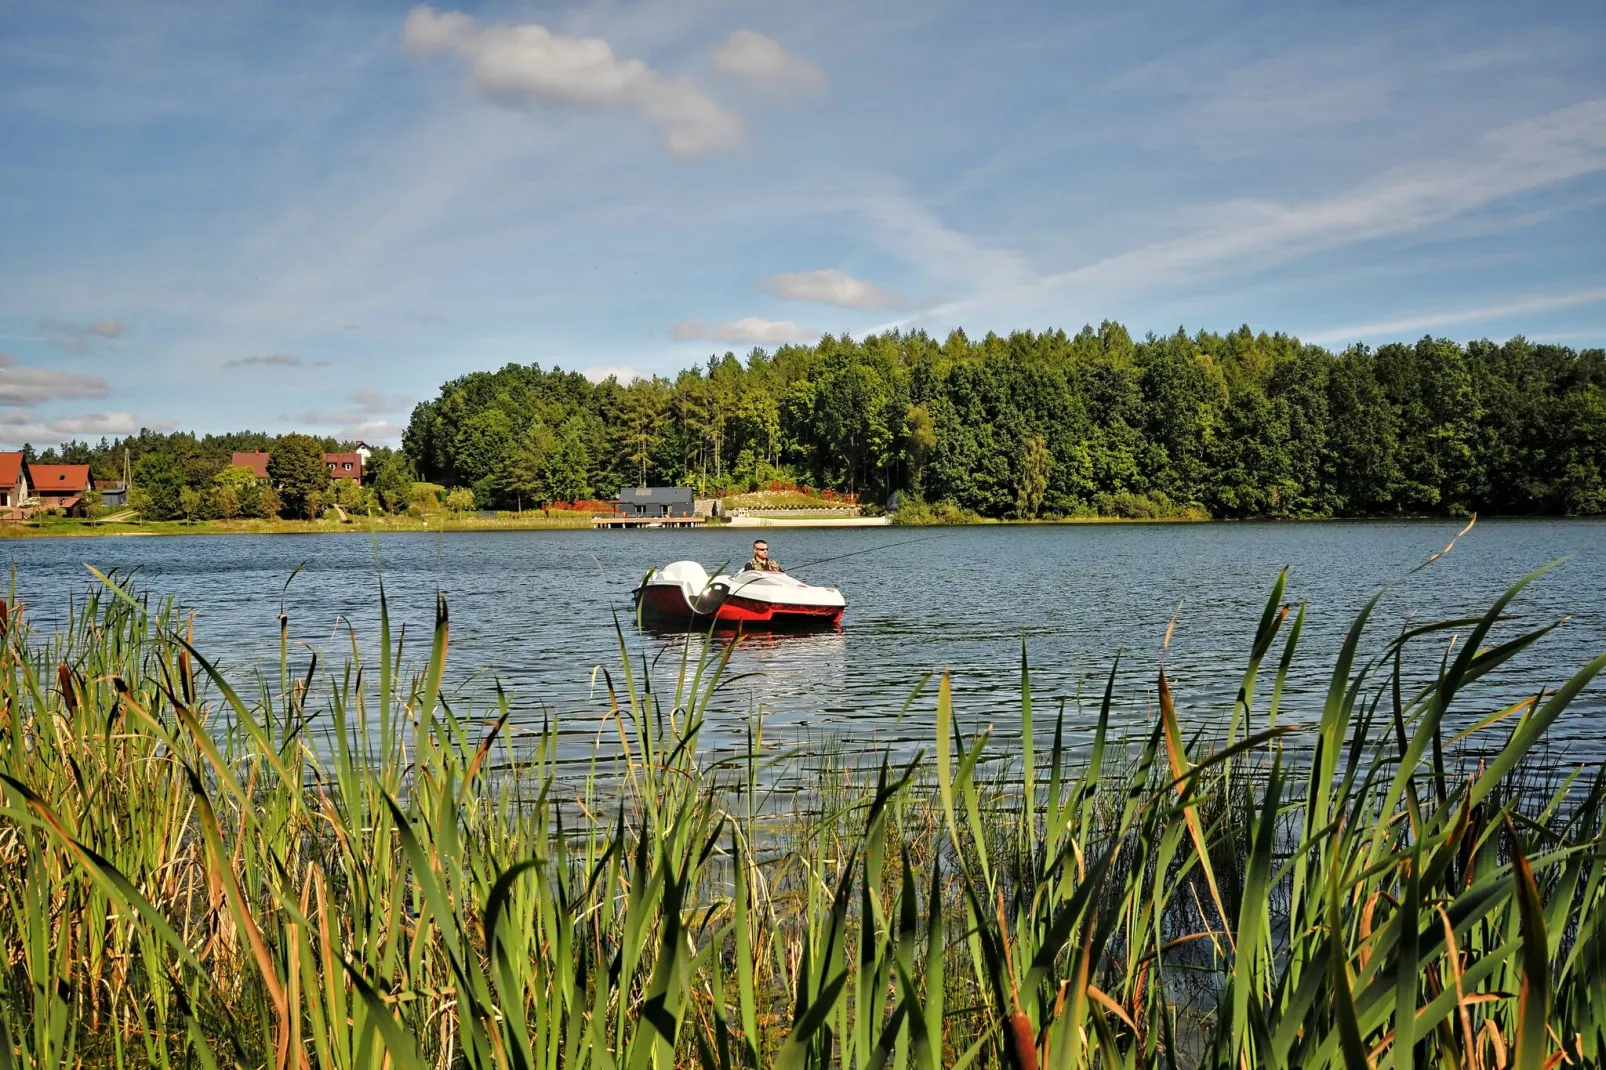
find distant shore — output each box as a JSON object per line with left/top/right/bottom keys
{"left": 0, "top": 513, "right": 599, "bottom": 538}
{"left": 0, "top": 511, "right": 1326, "bottom": 538}
{"left": 3, "top": 510, "right": 1543, "bottom": 538}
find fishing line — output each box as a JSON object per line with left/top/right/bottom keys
{"left": 784, "top": 531, "right": 959, "bottom": 572}
{"left": 717, "top": 531, "right": 958, "bottom": 601}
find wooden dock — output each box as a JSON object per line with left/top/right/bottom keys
{"left": 592, "top": 516, "right": 703, "bottom": 529}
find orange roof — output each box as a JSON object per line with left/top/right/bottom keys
{"left": 231, "top": 451, "right": 271, "bottom": 479}
{"left": 28, "top": 464, "right": 92, "bottom": 493}
{"left": 0, "top": 452, "right": 25, "bottom": 488}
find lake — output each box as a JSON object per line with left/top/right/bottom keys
{"left": 5, "top": 519, "right": 1605, "bottom": 769}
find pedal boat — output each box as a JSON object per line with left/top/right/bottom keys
{"left": 633, "top": 560, "right": 845, "bottom": 628}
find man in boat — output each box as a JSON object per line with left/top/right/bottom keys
{"left": 745, "top": 539, "right": 783, "bottom": 573}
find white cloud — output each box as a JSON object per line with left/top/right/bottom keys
{"left": 1303, "top": 287, "right": 1606, "bottom": 345}
{"left": 863, "top": 192, "right": 1035, "bottom": 293}
{"left": 757, "top": 268, "right": 904, "bottom": 309}
{"left": 1042, "top": 98, "right": 1606, "bottom": 295}
{"left": 671, "top": 317, "right": 812, "bottom": 344}
{"left": 582, "top": 364, "right": 645, "bottom": 384}
{"left": 38, "top": 318, "right": 126, "bottom": 355}
{"left": 289, "top": 390, "right": 412, "bottom": 425}
{"left": 333, "top": 419, "right": 405, "bottom": 444}
{"left": 404, "top": 5, "right": 742, "bottom": 156}
{"left": 0, "top": 353, "right": 110, "bottom": 406}
{"left": 347, "top": 389, "right": 411, "bottom": 414}
{"left": 709, "top": 31, "right": 825, "bottom": 96}
{"left": 881, "top": 97, "right": 1606, "bottom": 329}
{"left": 223, "top": 353, "right": 306, "bottom": 368}
{"left": 0, "top": 409, "right": 169, "bottom": 446}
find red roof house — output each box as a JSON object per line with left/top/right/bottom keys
{"left": 0, "top": 452, "right": 26, "bottom": 515}
{"left": 231, "top": 450, "right": 362, "bottom": 482}
{"left": 324, "top": 452, "right": 363, "bottom": 481}
{"left": 231, "top": 451, "right": 271, "bottom": 479}
{"left": 26, "top": 463, "right": 91, "bottom": 515}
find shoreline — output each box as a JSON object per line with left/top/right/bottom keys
{"left": 1, "top": 511, "right": 1581, "bottom": 538}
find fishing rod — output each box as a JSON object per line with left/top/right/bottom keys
{"left": 714, "top": 530, "right": 957, "bottom": 605}
{"left": 784, "top": 531, "right": 958, "bottom": 572}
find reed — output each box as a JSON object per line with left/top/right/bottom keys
{"left": 1, "top": 564, "right": 1604, "bottom": 1069}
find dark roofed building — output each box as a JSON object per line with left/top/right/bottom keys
{"left": 95, "top": 480, "right": 129, "bottom": 508}
{"left": 610, "top": 486, "right": 694, "bottom": 518}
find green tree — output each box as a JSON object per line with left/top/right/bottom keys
{"left": 452, "top": 409, "right": 516, "bottom": 488}
{"left": 444, "top": 486, "right": 475, "bottom": 513}
{"left": 130, "top": 453, "right": 186, "bottom": 520}
{"left": 214, "top": 465, "right": 262, "bottom": 493}
{"left": 904, "top": 404, "right": 936, "bottom": 492}
{"left": 499, "top": 423, "right": 554, "bottom": 510}
{"left": 257, "top": 485, "right": 283, "bottom": 519}
{"left": 370, "top": 451, "right": 416, "bottom": 514}
{"left": 545, "top": 420, "right": 592, "bottom": 502}
{"left": 333, "top": 477, "right": 366, "bottom": 512}
{"left": 178, "top": 486, "right": 203, "bottom": 522}
{"left": 213, "top": 484, "right": 240, "bottom": 519}
{"left": 619, "top": 381, "right": 668, "bottom": 485}
{"left": 1015, "top": 434, "right": 1052, "bottom": 518}
{"left": 267, "top": 434, "right": 330, "bottom": 520}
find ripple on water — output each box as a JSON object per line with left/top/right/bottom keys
{"left": 5, "top": 518, "right": 1604, "bottom": 769}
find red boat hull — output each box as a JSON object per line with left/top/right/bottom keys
{"left": 635, "top": 584, "right": 842, "bottom": 628}
{"left": 716, "top": 594, "right": 844, "bottom": 626}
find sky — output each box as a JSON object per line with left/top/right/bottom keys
{"left": 1, "top": 0, "right": 1603, "bottom": 447}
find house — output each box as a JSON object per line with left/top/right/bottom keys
{"left": 231, "top": 451, "right": 271, "bottom": 479}
{"left": 231, "top": 450, "right": 364, "bottom": 481}
{"left": 610, "top": 486, "right": 695, "bottom": 518}
{"left": 0, "top": 452, "right": 27, "bottom": 517}
{"left": 324, "top": 452, "right": 363, "bottom": 481}
{"left": 28, "top": 464, "right": 92, "bottom": 516}
{"left": 95, "top": 480, "right": 129, "bottom": 508}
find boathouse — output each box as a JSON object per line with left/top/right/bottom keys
{"left": 610, "top": 486, "right": 695, "bottom": 519}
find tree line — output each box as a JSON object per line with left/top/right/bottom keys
{"left": 401, "top": 325, "right": 1606, "bottom": 518}
{"left": 24, "top": 431, "right": 419, "bottom": 521}
{"left": 24, "top": 324, "right": 1603, "bottom": 521}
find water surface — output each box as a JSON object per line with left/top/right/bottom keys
{"left": 6, "top": 520, "right": 1604, "bottom": 768}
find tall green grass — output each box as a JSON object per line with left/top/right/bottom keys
{"left": 1, "top": 564, "right": 1604, "bottom": 1069}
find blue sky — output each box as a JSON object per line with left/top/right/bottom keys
{"left": 1, "top": 0, "right": 1602, "bottom": 446}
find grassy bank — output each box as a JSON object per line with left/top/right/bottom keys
{"left": 2, "top": 567, "right": 1605, "bottom": 1068}
{"left": 0, "top": 510, "right": 602, "bottom": 538}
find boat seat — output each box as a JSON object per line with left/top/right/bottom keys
{"left": 658, "top": 560, "right": 711, "bottom": 589}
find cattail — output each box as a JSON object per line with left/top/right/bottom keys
{"left": 58, "top": 662, "right": 77, "bottom": 714}
{"left": 1006, "top": 1011, "right": 1039, "bottom": 1070}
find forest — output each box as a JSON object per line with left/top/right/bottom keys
{"left": 400, "top": 324, "right": 1606, "bottom": 519}
{"left": 27, "top": 324, "right": 1606, "bottom": 521}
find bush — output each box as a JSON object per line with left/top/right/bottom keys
{"left": 408, "top": 482, "right": 445, "bottom": 515}
{"left": 890, "top": 497, "right": 981, "bottom": 525}
{"left": 443, "top": 487, "right": 475, "bottom": 513}
{"left": 1093, "top": 491, "right": 1208, "bottom": 520}
{"left": 256, "top": 486, "right": 283, "bottom": 519}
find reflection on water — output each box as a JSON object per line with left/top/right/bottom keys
{"left": 4, "top": 520, "right": 1605, "bottom": 769}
